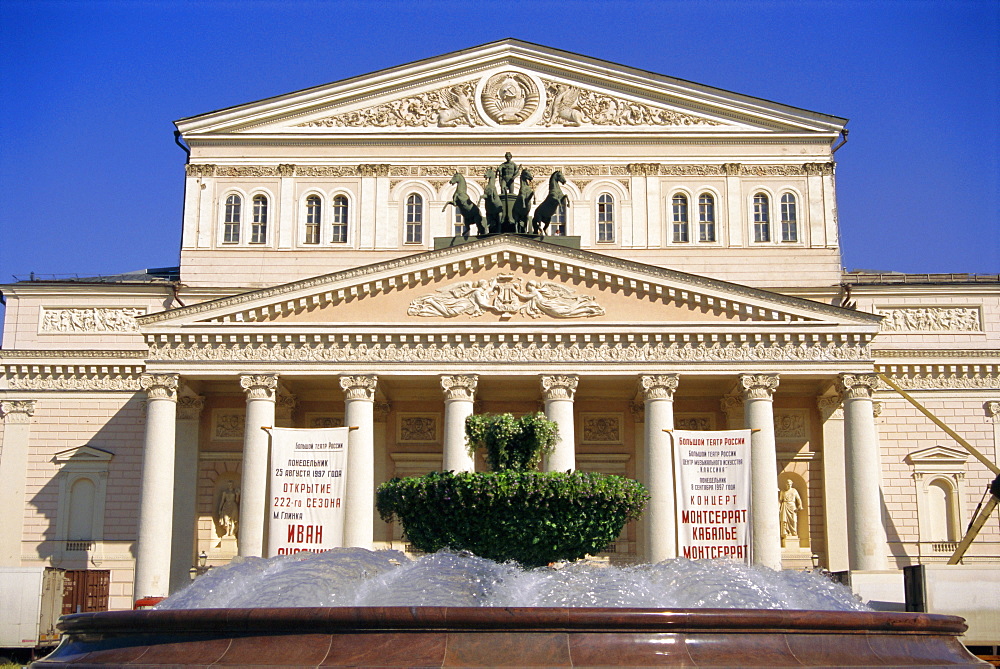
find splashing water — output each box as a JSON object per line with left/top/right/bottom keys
{"left": 157, "top": 548, "right": 868, "bottom": 612}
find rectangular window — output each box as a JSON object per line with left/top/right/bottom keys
{"left": 550, "top": 204, "right": 566, "bottom": 236}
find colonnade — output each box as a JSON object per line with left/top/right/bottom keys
{"left": 131, "top": 370, "right": 888, "bottom": 600}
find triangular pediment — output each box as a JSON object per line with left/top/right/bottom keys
{"left": 176, "top": 40, "right": 846, "bottom": 138}
{"left": 54, "top": 445, "right": 114, "bottom": 464}
{"left": 905, "top": 446, "right": 969, "bottom": 466}
{"left": 140, "top": 236, "right": 878, "bottom": 331}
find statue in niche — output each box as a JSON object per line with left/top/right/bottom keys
{"left": 217, "top": 480, "right": 240, "bottom": 538}
{"left": 779, "top": 479, "right": 803, "bottom": 538}
{"left": 497, "top": 152, "right": 520, "bottom": 197}
{"left": 443, "top": 172, "right": 485, "bottom": 236}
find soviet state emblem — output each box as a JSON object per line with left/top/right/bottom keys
{"left": 481, "top": 72, "right": 539, "bottom": 125}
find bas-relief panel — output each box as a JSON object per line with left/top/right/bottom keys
{"left": 580, "top": 413, "right": 623, "bottom": 444}
{"left": 303, "top": 413, "right": 344, "bottom": 428}
{"left": 876, "top": 307, "right": 982, "bottom": 332}
{"left": 211, "top": 409, "right": 245, "bottom": 441}
{"left": 675, "top": 413, "right": 717, "bottom": 431}
{"left": 774, "top": 409, "right": 810, "bottom": 441}
{"left": 397, "top": 413, "right": 440, "bottom": 443}
{"left": 40, "top": 307, "right": 147, "bottom": 333}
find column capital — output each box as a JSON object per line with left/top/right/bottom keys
{"left": 838, "top": 373, "right": 879, "bottom": 400}
{"left": 276, "top": 391, "right": 298, "bottom": 420}
{"left": 720, "top": 393, "right": 744, "bottom": 417}
{"left": 340, "top": 375, "right": 378, "bottom": 401}
{"left": 640, "top": 374, "right": 679, "bottom": 401}
{"left": 541, "top": 374, "right": 579, "bottom": 401}
{"left": 0, "top": 399, "right": 36, "bottom": 424}
{"left": 817, "top": 393, "right": 844, "bottom": 420}
{"left": 176, "top": 395, "right": 206, "bottom": 421}
{"left": 629, "top": 400, "right": 645, "bottom": 423}
{"left": 240, "top": 373, "right": 279, "bottom": 400}
{"left": 739, "top": 373, "right": 779, "bottom": 400}
{"left": 985, "top": 401, "right": 1000, "bottom": 423}
{"left": 140, "top": 373, "right": 180, "bottom": 401}
{"left": 441, "top": 375, "right": 478, "bottom": 402}
{"left": 374, "top": 400, "right": 392, "bottom": 423}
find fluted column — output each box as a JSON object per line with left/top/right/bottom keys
{"left": 541, "top": 375, "right": 578, "bottom": 472}
{"left": 135, "top": 374, "right": 179, "bottom": 599}
{"left": 642, "top": 374, "right": 679, "bottom": 562}
{"left": 0, "top": 400, "right": 36, "bottom": 566}
{"left": 238, "top": 374, "right": 278, "bottom": 558}
{"left": 839, "top": 373, "right": 889, "bottom": 570}
{"left": 818, "top": 393, "right": 850, "bottom": 573}
{"left": 740, "top": 374, "right": 781, "bottom": 570}
{"left": 169, "top": 392, "right": 204, "bottom": 592}
{"left": 441, "top": 375, "right": 477, "bottom": 472}
{"left": 341, "top": 375, "right": 377, "bottom": 548}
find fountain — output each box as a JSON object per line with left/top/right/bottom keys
{"left": 33, "top": 415, "right": 986, "bottom": 667}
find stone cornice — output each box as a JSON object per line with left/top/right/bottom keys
{"left": 0, "top": 350, "right": 147, "bottom": 360}
{"left": 875, "top": 370, "right": 999, "bottom": 391}
{"left": 139, "top": 235, "right": 879, "bottom": 326}
{"left": 5, "top": 367, "right": 145, "bottom": 391}
{"left": 874, "top": 349, "right": 1000, "bottom": 359}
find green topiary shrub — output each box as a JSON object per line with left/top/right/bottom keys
{"left": 376, "top": 470, "right": 648, "bottom": 568}
{"left": 465, "top": 412, "right": 558, "bottom": 471}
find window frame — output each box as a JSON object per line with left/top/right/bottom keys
{"left": 405, "top": 193, "right": 424, "bottom": 245}
{"left": 222, "top": 193, "right": 242, "bottom": 244}
{"left": 671, "top": 193, "right": 690, "bottom": 243}
{"left": 780, "top": 192, "right": 798, "bottom": 243}
{"left": 596, "top": 193, "right": 615, "bottom": 243}
{"left": 304, "top": 194, "right": 322, "bottom": 245}
{"left": 752, "top": 192, "right": 771, "bottom": 243}
{"left": 331, "top": 194, "right": 349, "bottom": 244}
{"left": 698, "top": 192, "right": 717, "bottom": 243}
{"left": 250, "top": 194, "right": 269, "bottom": 244}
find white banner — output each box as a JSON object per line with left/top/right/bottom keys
{"left": 672, "top": 429, "right": 752, "bottom": 563}
{"left": 267, "top": 427, "right": 349, "bottom": 557}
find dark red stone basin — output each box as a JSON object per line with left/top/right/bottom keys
{"left": 33, "top": 606, "right": 987, "bottom": 667}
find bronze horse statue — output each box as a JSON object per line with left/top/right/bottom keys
{"left": 443, "top": 172, "right": 485, "bottom": 237}
{"left": 532, "top": 170, "right": 569, "bottom": 237}
{"left": 481, "top": 167, "right": 503, "bottom": 234}
{"left": 512, "top": 170, "right": 534, "bottom": 234}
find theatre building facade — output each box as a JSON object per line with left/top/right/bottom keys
{"left": 1, "top": 40, "right": 998, "bottom": 608}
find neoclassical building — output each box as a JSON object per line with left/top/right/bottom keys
{"left": 1, "top": 40, "right": 997, "bottom": 608}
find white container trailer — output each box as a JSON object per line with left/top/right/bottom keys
{"left": 0, "top": 567, "right": 64, "bottom": 662}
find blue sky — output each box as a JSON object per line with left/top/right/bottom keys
{"left": 1, "top": 0, "right": 998, "bottom": 290}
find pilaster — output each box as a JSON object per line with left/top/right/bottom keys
{"left": 0, "top": 400, "right": 36, "bottom": 566}
{"left": 170, "top": 391, "right": 204, "bottom": 592}
{"left": 817, "top": 392, "right": 849, "bottom": 572}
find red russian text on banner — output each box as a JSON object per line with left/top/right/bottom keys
{"left": 266, "top": 427, "right": 349, "bottom": 557}
{"left": 672, "top": 429, "right": 752, "bottom": 563}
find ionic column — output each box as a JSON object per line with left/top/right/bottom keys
{"left": 740, "top": 374, "right": 782, "bottom": 570}
{"left": 818, "top": 393, "right": 850, "bottom": 572}
{"left": 238, "top": 374, "right": 278, "bottom": 558}
{"left": 169, "top": 392, "right": 204, "bottom": 592}
{"left": 341, "top": 375, "right": 378, "bottom": 548}
{"left": 642, "top": 374, "right": 679, "bottom": 562}
{"left": 135, "top": 374, "right": 179, "bottom": 599}
{"left": 839, "top": 373, "right": 889, "bottom": 571}
{"left": 0, "top": 400, "right": 36, "bottom": 566}
{"left": 441, "top": 375, "right": 478, "bottom": 472}
{"left": 541, "top": 375, "right": 578, "bottom": 472}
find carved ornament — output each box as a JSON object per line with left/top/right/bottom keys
{"left": 877, "top": 373, "right": 1000, "bottom": 390}
{"left": 213, "top": 412, "right": 245, "bottom": 440}
{"left": 720, "top": 394, "right": 744, "bottom": 417}
{"left": 339, "top": 375, "right": 378, "bottom": 401}
{"left": 739, "top": 374, "right": 780, "bottom": 400}
{"left": 441, "top": 375, "right": 478, "bottom": 402}
{"left": 817, "top": 394, "right": 844, "bottom": 420}
{"left": 539, "top": 80, "right": 723, "bottom": 127}
{"left": 140, "top": 373, "right": 179, "bottom": 401}
{"left": 740, "top": 165, "right": 803, "bottom": 177}
{"left": 0, "top": 399, "right": 36, "bottom": 423}
{"left": 408, "top": 274, "right": 604, "bottom": 319}
{"left": 876, "top": 307, "right": 981, "bottom": 332}
{"left": 276, "top": 392, "right": 298, "bottom": 420}
{"left": 177, "top": 395, "right": 206, "bottom": 421}
{"left": 374, "top": 401, "right": 392, "bottom": 423}
{"left": 774, "top": 410, "right": 808, "bottom": 439}
{"left": 986, "top": 401, "right": 1000, "bottom": 423}
{"left": 541, "top": 374, "right": 579, "bottom": 401}
{"left": 838, "top": 373, "right": 879, "bottom": 400}
{"left": 216, "top": 166, "right": 279, "bottom": 177}
{"left": 6, "top": 372, "right": 142, "bottom": 391}
{"left": 627, "top": 163, "right": 660, "bottom": 177}
{"left": 629, "top": 401, "right": 645, "bottom": 423}
{"left": 186, "top": 164, "right": 216, "bottom": 177}
{"left": 804, "top": 162, "right": 835, "bottom": 176}
{"left": 299, "top": 81, "right": 484, "bottom": 128}
{"left": 240, "top": 373, "right": 278, "bottom": 400}
{"left": 400, "top": 415, "right": 437, "bottom": 442}
{"left": 41, "top": 308, "right": 145, "bottom": 334}
{"left": 482, "top": 72, "right": 539, "bottom": 124}
{"left": 640, "top": 374, "right": 679, "bottom": 400}
{"left": 582, "top": 415, "right": 621, "bottom": 443}
{"left": 676, "top": 416, "right": 713, "bottom": 431}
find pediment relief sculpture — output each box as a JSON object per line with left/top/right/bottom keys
{"left": 540, "top": 80, "right": 724, "bottom": 128}
{"left": 298, "top": 81, "right": 485, "bottom": 129}
{"left": 407, "top": 274, "right": 604, "bottom": 319}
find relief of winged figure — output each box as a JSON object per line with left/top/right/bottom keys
{"left": 544, "top": 82, "right": 584, "bottom": 127}
{"left": 436, "top": 85, "right": 478, "bottom": 127}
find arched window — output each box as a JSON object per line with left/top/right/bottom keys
{"left": 597, "top": 193, "right": 614, "bottom": 243}
{"left": 672, "top": 194, "right": 689, "bottom": 243}
{"left": 550, "top": 204, "right": 567, "bottom": 236}
{"left": 304, "top": 195, "right": 321, "bottom": 244}
{"left": 699, "top": 193, "right": 716, "bottom": 242}
{"left": 67, "top": 477, "right": 96, "bottom": 541}
{"left": 753, "top": 193, "right": 770, "bottom": 242}
{"left": 223, "top": 194, "right": 241, "bottom": 243}
{"left": 927, "top": 478, "right": 958, "bottom": 542}
{"left": 331, "top": 195, "right": 348, "bottom": 243}
{"left": 406, "top": 194, "right": 423, "bottom": 244}
{"left": 781, "top": 193, "right": 798, "bottom": 242}
{"left": 251, "top": 194, "right": 268, "bottom": 244}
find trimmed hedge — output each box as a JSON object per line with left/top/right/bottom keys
{"left": 376, "top": 470, "right": 649, "bottom": 568}
{"left": 465, "top": 412, "right": 558, "bottom": 472}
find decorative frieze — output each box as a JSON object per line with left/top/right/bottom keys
{"left": 582, "top": 414, "right": 622, "bottom": 443}
{"left": 876, "top": 372, "right": 1000, "bottom": 390}
{"left": 626, "top": 163, "right": 660, "bottom": 176}
{"left": 216, "top": 165, "right": 279, "bottom": 177}
{"left": 441, "top": 375, "right": 478, "bottom": 402}
{"left": 740, "top": 373, "right": 780, "bottom": 400}
{"left": 185, "top": 163, "right": 216, "bottom": 177}
{"left": 0, "top": 399, "right": 36, "bottom": 423}
{"left": 640, "top": 374, "right": 679, "bottom": 400}
{"left": 299, "top": 82, "right": 484, "bottom": 128}
{"left": 239, "top": 373, "right": 278, "bottom": 400}
{"left": 294, "top": 165, "right": 362, "bottom": 177}
{"left": 740, "top": 165, "right": 803, "bottom": 176}
{"left": 876, "top": 307, "right": 981, "bottom": 332}
{"left": 41, "top": 307, "right": 145, "bottom": 333}
{"left": 720, "top": 394, "right": 744, "bottom": 419}
{"left": 541, "top": 374, "right": 579, "bottom": 401}
{"left": 305, "top": 413, "right": 344, "bottom": 428}
{"left": 6, "top": 370, "right": 143, "bottom": 391}
{"left": 339, "top": 374, "right": 377, "bottom": 401}
{"left": 374, "top": 401, "right": 392, "bottom": 423}
{"left": 540, "top": 80, "right": 722, "bottom": 127}
{"left": 408, "top": 274, "right": 604, "bottom": 319}
{"left": 139, "top": 373, "right": 179, "bottom": 401}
